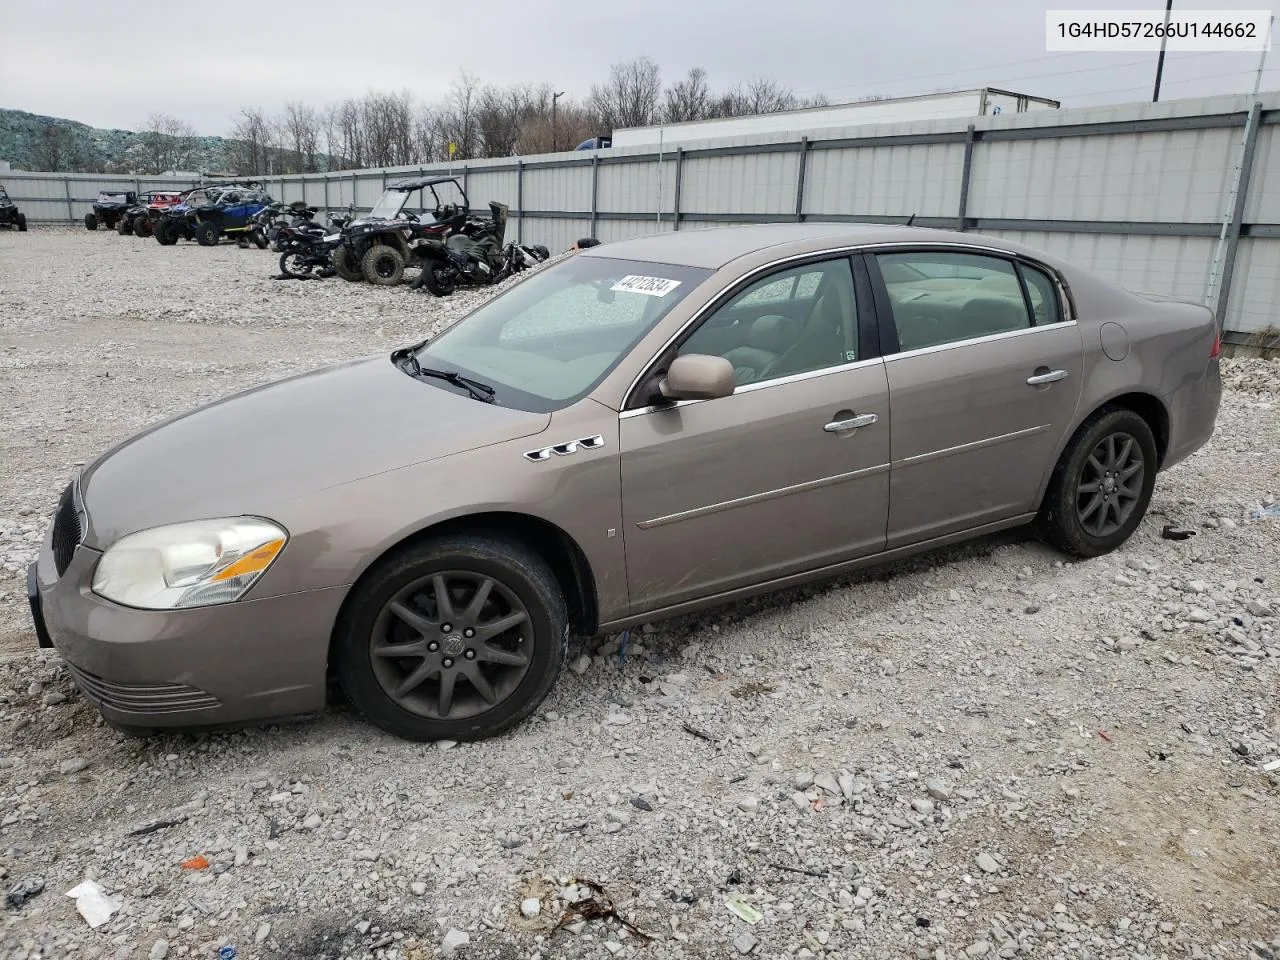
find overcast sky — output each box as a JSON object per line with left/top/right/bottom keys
{"left": 3, "top": 0, "right": 1277, "bottom": 133}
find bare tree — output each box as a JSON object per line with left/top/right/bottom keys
{"left": 478, "top": 83, "right": 539, "bottom": 158}
{"left": 226, "top": 107, "right": 272, "bottom": 175}
{"left": 279, "top": 101, "right": 321, "bottom": 173}
{"left": 438, "top": 71, "right": 482, "bottom": 160}
{"left": 712, "top": 76, "right": 801, "bottom": 118}
{"left": 32, "top": 122, "right": 78, "bottom": 172}
{"left": 138, "top": 112, "right": 199, "bottom": 174}
{"left": 662, "top": 67, "right": 711, "bottom": 122}
{"left": 516, "top": 97, "right": 596, "bottom": 154}
{"left": 590, "top": 56, "right": 662, "bottom": 132}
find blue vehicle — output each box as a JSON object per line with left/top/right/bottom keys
{"left": 154, "top": 182, "right": 273, "bottom": 247}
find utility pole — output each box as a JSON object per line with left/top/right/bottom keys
{"left": 552, "top": 90, "right": 565, "bottom": 152}
{"left": 1152, "top": 0, "right": 1173, "bottom": 101}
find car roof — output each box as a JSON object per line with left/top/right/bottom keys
{"left": 387, "top": 176, "right": 463, "bottom": 191}
{"left": 578, "top": 222, "right": 1042, "bottom": 270}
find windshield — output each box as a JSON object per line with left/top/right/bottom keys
{"left": 414, "top": 255, "right": 713, "bottom": 413}
{"left": 99, "top": 192, "right": 129, "bottom": 202}
{"left": 368, "top": 189, "right": 410, "bottom": 220}
{"left": 0, "top": 187, "right": 8, "bottom": 201}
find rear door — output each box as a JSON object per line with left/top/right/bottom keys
{"left": 619, "top": 255, "right": 891, "bottom": 613}
{"left": 867, "top": 248, "right": 1084, "bottom": 548}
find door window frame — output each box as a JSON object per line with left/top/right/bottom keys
{"left": 621, "top": 251, "right": 883, "bottom": 413}
{"left": 861, "top": 244, "right": 1076, "bottom": 357}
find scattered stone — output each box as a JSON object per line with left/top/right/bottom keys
{"left": 442, "top": 929, "right": 470, "bottom": 955}
{"left": 569, "top": 654, "right": 592, "bottom": 675}
{"left": 737, "top": 796, "right": 760, "bottom": 814}
{"left": 734, "top": 931, "right": 759, "bottom": 954}
{"left": 794, "top": 770, "right": 815, "bottom": 790}
{"left": 1246, "top": 599, "right": 1274, "bottom": 617}
{"left": 910, "top": 797, "right": 935, "bottom": 816}
{"left": 1187, "top": 607, "right": 1213, "bottom": 624}
{"left": 977, "top": 853, "right": 1000, "bottom": 874}
{"left": 41, "top": 691, "right": 67, "bottom": 706}
{"left": 411, "top": 881, "right": 427, "bottom": 896}
{"left": 255, "top": 922, "right": 271, "bottom": 944}
{"left": 58, "top": 757, "right": 88, "bottom": 775}
{"left": 148, "top": 940, "right": 169, "bottom": 960}
{"left": 301, "top": 813, "right": 322, "bottom": 830}
{"left": 813, "top": 772, "right": 840, "bottom": 795}
{"left": 924, "top": 777, "right": 952, "bottom": 801}
{"left": 791, "top": 792, "right": 811, "bottom": 811}
{"left": 521, "top": 897, "right": 541, "bottom": 919}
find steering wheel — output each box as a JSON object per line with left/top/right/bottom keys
{"left": 401, "top": 210, "right": 420, "bottom": 222}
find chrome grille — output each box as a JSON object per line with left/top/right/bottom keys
{"left": 66, "top": 663, "right": 220, "bottom": 714}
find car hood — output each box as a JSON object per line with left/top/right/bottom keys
{"left": 78, "top": 355, "right": 549, "bottom": 547}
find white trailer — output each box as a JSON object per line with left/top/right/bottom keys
{"left": 608, "top": 87, "right": 1060, "bottom": 149}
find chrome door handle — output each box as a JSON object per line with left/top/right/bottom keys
{"left": 824, "top": 413, "right": 878, "bottom": 433}
{"left": 1026, "top": 369, "right": 1069, "bottom": 385}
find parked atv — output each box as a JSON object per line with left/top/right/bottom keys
{"left": 85, "top": 190, "right": 137, "bottom": 231}
{"left": 411, "top": 203, "right": 545, "bottom": 296}
{"left": 332, "top": 176, "right": 469, "bottom": 285}
{"left": 125, "top": 191, "right": 184, "bottom": 237}
{"left": 0, "top": 185, "right": 27, "bottom": 231}
{"left": 278, "top": 230, "right": 343, "bottom": 278}
{"left": 191, "top": 183, "right": 272, "bottom": 246}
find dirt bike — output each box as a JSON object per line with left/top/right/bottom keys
{"left": 410, "top": 203, "right": 548, "bottom": 296}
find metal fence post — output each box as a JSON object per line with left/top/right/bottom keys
{"left": 673, "top": 148, "right": 684, "bottom": 232}
{"left": 323, "top": 174, "right": 329, "bottom": 212}
{"left": 1212, "top": 100, "right": 1263, "bottom": 330}
{"left": 794, "top": 137, "right": 810, "bottom": 222}
{"left": 352, "top": 171, "right": 357, "bottom": 208}
{"left": 517, "top": 159, "right": 524, "bottom": 244}
{"left": 957, "top": 124, "right": 976, "bottom": 231}
{"left": 590, "top": 154, "right": 600, "bottom": 239}
{"left": 462, "top": 165, "right": 469, "bottom": 204}
{"left": 63, "top": 177, "right": 74, "bottom": 222}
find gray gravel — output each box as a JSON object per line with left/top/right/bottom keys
{"left": 1, "top": 228, "right": 1279, "bottom": 960}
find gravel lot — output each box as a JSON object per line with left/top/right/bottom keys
{"left": 1, "top": 228, "right": 1278, "bottom": 960}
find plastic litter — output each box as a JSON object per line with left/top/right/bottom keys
{"left": 1248, "top": 504, "right": 1280, "bottom": 521}
{"left": 65, "top": 879, "right": 121, "bottom": 928}
{"left": 5, "top": 876, "right": 45, "bottom": 909}
{"left": 218, "top": 948, "right": 238, "bottom": 960}
{"left": 725, "top": 895, "right": 764, "bottom": 924}
{"left": 1161, "top": 524, "right": 1196, "bottom": 541}
{"left": 180, "top": 854, "right": 210, "bottom": 870}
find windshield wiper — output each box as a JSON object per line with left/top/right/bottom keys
{"left": 392, "top": 348, "right": 495, "bottom": 402}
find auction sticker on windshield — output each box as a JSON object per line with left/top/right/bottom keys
{"left": 611, "top": 275, "right": 683, "bottom": 297}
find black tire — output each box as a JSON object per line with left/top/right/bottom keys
{"left": 362, "top": 243, "right": 405, "bottom": 286}
{"left": 251, "top": 229, "right": 268, "bottom": 250}
{"left": 421, "top": 262, "right": 456, "bottom": 297}
{"left": 84, "top": 213, "right": 97, "bottom": 231}
{"left": 17, "top": 213, "right": 27, "bottom": 232}
{"left": 279, "top": 250, "right": 314, "bottom": 278}
{"left": 333, "top": 534, "right": 569, "bottom": 742}
{"left": 154, "top": 220, "right": 176, "bottom": 245}
{"left": 533, "top": 244, "right": 550, "bottom": 260}
{"left": 116, "top": 216, "right": 132, "bottom": 235}
{"left": 134, "top": 217, "right": 152, "bottom": 238}
{"left": 332, "top": 245, "right": 363, "bottom": 282}
{"left": 1034, "top": 406, "right": 1159, "bottom": 558}
{"left": 195, "top": 221, "right": 219, "bottom": 246}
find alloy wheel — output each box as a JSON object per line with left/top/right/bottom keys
{"left": 1075, "top": 431, "right": 1144, "bottom": 537}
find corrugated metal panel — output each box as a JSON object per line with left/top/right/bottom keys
{"left": 597, "top": 159, "right": 677, "bottom": 215}
{"left": 1227, "top": 238, "right": 1280, "bottom": 334}
{"left": 804, "top": 143, "right": 963, "bottom": 217}
{"left": 681, "top": 151, "right": 798, "bottom": 215}
{"left": 522, "top": 165, "right": 591, "bottom": 212}
{"left": 1244, "top": 124, "right": 1280, "bottom": 224}
{"left": 968, "top": 128, "right": 1234, "bottom": 222}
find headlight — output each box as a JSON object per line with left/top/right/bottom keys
{"left": 92, "top": 518, "right": 287, "bottom": 610}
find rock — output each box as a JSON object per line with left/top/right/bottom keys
{"left": 791, "top": 792, "right": 811, "bottom": 811}
{"left": 924, "top": 777, "right": 952, "bottom": 801}
{"left": 606, "top": 712, "right": 632, "bottom": 726}
{"left": 411, "top": 881, "right": 427, "bottom": 896}
{"left": 1024, "top": 603, "right": 1041, "bottom": 615}
{"left": 813, "top": 772, "right": 840, "bottom": 796}
{"left": 606, "top": 808, "right": 631, "bottom": 826}
{"left": 910, "top": 797, "right": 935, "bottom": 816}
{"left": 966, "top": 941, "right": 992, "bottom": 957}
{"left": 301, "top": 813, "right": 322, "bottom": 830}
{"left": 148, "top": 940, "right": 169, "bottom": 960}
{"left": 436, "top": 740, "right": 458, "bottom": 751}
{"left": 176, "top": 916, "right": 194, "bottom": 931}
{"left": 838, "top": 773, "right": 861, "bottom": 799}
{"left": 737, "top": 796, "right": 760, "bottom": 813}
{"left": 977, "top": 852, "right": 1000, "bottom": 874}
{"left": 442, "top": 929, "right": 470, "bottom": 955}
{"left": 41, "top": 691, "right": 67, "bottom": 706}
{"left": 352, "top": 848, "right": 379, "bottom": 862}
{"left": 794, "top": 770, "right": 815, "bottom": 790}
{"left": 255, "top": 922, "right": 271, "bottom": 943}
{"left": 355, "top": 921, "right": 373, "bottom": 934}
{"left": 948, "top": 589, "right": 962, "bottom": 602}
{"left": 1186, "top": 607, "right": 1212, "bottom": 624}
{"left": 604, "top": 942, "right": 624, "bottom": 955}
{"left": 734, "top": 931, "right": 759, "bottom": 954}
{"left": 1187, "top": 580, "right": 1210, "bottom": 594}
{"left": 569, "top": 655, "right": 591, "bottom": 675}
{"left": 1246, "top": 599, "right": 1274, "bottom": 617}
{"left": 521, "top": 897, "right": 541, "bottom": 919}
{"left": 59, "top": 757, "right": 88, "bottom": 775}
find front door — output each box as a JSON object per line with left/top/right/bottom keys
{"left": 620, "top": 256, "right": 891, "bottom": 614}
{"left": 869, "top": 249, "right": 1085, "bottom": 548}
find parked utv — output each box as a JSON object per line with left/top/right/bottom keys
{"left": 411, "top": 203, "right": 549, "bottom": 295}
{"left": 0, "top": 185, "right": 27, "bottom": 231}
{"left": 124, "top": 191, "right": 184, "bottom": 237}
{"left": 85, "top": 190, "right": 137, "bottom": 231}
{"left": 154, "top": 183, "right": 272, "bottom": 247}
{"left": 333, "top": 176, "right": 469, "bottom": 285}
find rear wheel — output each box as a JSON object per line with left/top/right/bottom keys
{"left": 195, "top": 221, "right": 219, "bottom": 246}
{"left": 84, "top": 213, "right": 97, "bottom": 231}
{"left": 1034, "top": 407, "right": 1158, "bottom": 558}
{"left": 134, "top": 217, "right": 152, "bottom": 238}
{"left": 116, "top": 216, "right": 132, "bottom": 235}
{"left": 17, "top": 213, "right": 27, "bottom": 232}
{"left": 154, "top": 220, "right": 176, "bottom": 245}
{"left": 331, "top": 245, "right": 363, "bottom": 282}
{"left": 251, "top": 229, "right": 268, "bottom": 249}
{"left": 333, "top": 534, "right": 569, "bottom": 742}
{"left": 362, "top": 244, "right": 405, "bottom": 285}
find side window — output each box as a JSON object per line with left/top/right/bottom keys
{"left": 876, "top": 251, "right": 1031, "bottom": 351}
{"left": 679, "top": 258, "right": 858, "bottom": 386}
{"left": 1017, "top": 262, "right": 1062, "bottom": 325}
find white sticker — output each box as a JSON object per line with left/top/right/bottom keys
{"left": 611, "top": 275, "right": 682, "bottom": 297}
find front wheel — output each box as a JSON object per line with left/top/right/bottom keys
{"left": 17, "top": 213, "right": 27, "bottom": 232}
{"left": 194, "top": 221, "right": 219, "bottom": 246}
{"left": 84, "top": 213, "right": 97, "bottom": 231}
{"left": 333, "top": 534, "right": 569, "bottom": 742}
{"left": 421, "top": 261, "right": 456, "bottom": 297}
{"left": 250, "top": 229, "right": 268, "bottom": 250}
{"left": 362, "top": 244, "right": 405, "bottom": 285}
{"left": 154, "top": 220, "right": 177, "bottom": 245}
{"left": 279, "top": 250, "right": 314, "bottom": 278}
{"left": 116, "top": 216, "right": 132, "bottom": 235}
{"left": 331, "top": 245, "right": 363, "bottom": 282}
{"left": 134, "top": 217, "right": 152, "bottom": 238}
{"left": 1034, "top": 407, "right": 1159, "bottom": 558}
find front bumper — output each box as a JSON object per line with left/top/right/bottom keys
{"left": 31, "top": 529, "right": 346, "bottom": 730}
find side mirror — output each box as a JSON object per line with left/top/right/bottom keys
{"left": 658, "top": 354, "right": 736, "bottom": 402}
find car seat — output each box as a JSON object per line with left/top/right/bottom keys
{"left": 722, "top": 315, "right": 802, "bottom": 384}
{"left": 765, "top": 280, "right": 853, "bottom": 379}
{"left": 956, "top": 296, "right": 1026, "bottom": 338}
